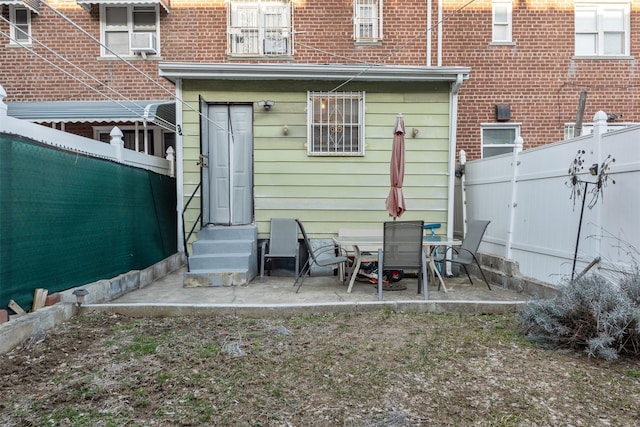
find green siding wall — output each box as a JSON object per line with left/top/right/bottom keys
{"left": 181, "top": 80, "right": 452, "bottom": 241}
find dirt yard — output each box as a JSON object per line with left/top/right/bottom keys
{"left": 1, "top": 310, "right": 638, "bottom": 426}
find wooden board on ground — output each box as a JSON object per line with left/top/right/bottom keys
{"left": 8, "top": 299, "right": 26, "bottom": 316}
{"left": 32, "top": 288, "right": 48, "bottom": 312}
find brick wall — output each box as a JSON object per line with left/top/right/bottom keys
{"left": 2, "top": 0, "right": 638, "bottom": 159}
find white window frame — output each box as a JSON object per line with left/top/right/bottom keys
{"left": 492, "top": 0, "right": 512, "bottom": 43}
{"left": 100, "top": 4, "right": 159, "bottom": 57}
{"left": 574, "top": 1, "right": 630, "bottom": 57}
{"left": 481, "top": 123, "right": 521, "bottom": 158}
{"left": 564, "top": 121, "right": 635, "bottom": 139}
{"left": 8, "top": 5, "right": 32, "bottom": 46}
{"left": 307, "top": 91, "right": 365, "bottom": 157}
{"left": 353, "top": 0, "right": 383, "bottom": 42}
{"left": 227, "top": 0, "right": 292, "bottom": 56}
{"left": 94, "top": 125, "right": 169, "bottom": 157}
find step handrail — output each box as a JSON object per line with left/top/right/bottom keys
{"left": 182, "top": 182, "right": 202, "bottom": 265}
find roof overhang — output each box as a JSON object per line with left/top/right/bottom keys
{"left": 0, "top": 0, "right": 40, "bottom": 14}
{"left": 158, "top": 63, "right": 471, "bottom": 84}
{"left": 76, "top": 0, "right": 170, "bottom": 13}
{"left": 6, "top": 100, "right": 176, "bottom": 132}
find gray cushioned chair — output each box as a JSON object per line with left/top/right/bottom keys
{"left": 260, "top": 218, "right": 300, "bottom": 283}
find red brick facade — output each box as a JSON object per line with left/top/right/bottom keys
{"left": 1, "top": 0, "right": 638, "bottom": 159}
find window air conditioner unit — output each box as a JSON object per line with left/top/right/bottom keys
{"left": 130, "top": 33, "right": 158, "bottom": 56}
{"left": 264, "top": 36, "right": 288, "bottom": 55}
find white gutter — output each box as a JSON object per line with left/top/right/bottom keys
{"left": 175, "top": 78, "right": 185, "bottom": 253}
{"left": 446, "top": 74, "right": 464, "bottom": 275}
{"left": 159, "top": 63, "right": 470, "bottom": 83}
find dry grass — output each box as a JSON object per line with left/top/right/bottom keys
{"left": 1, "top": 310, "right": 639, "bottom": 426}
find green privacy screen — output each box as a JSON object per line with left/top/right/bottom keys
{"left": 0, "top": 134, "right": 177, "bottom": 311}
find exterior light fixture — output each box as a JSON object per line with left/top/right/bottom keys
{"left": 282, "top": 125, "right": 289, "bottom": 135}
{"left": 589, "top": 163, "right": 598, "bottom": 176}
{"left": 72, "top": 289, "right": 89, "bottom": 307}
{"left": 411, "top": 128, "right": 419, "bottom": 138}
{"left": 257, "top": 100, "right": 275, "bottom": 111}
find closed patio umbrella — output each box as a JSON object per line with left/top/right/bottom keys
{"left": 385, "top": 114, "right": 406, "bottom": 219}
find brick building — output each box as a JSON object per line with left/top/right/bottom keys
{"left": 1, "top": 0, "right": 638, "bottom": 160}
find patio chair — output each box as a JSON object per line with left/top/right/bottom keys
{"left": 294, "top": 219, "right": 348, "bottom": 293}
{"left": 260, "top": 218, "right": 300, "bottom": 283}
{"left": 434, "top": 220, "right": 492, "bottom": 290}
{"left": 377, "top": 220, "right": 428, "bottom": 301}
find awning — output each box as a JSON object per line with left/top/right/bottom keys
{"left": 0, "top": 0, "right": 40, "bottom": 14}
{"left": 76, "top": 0, "right": 170, "bottom": 13}
{"left": 6, "top": 100, "right": 176, "bottom": 132}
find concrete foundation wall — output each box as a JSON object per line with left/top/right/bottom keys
{"left": 0, "top": 253, "right": 186, "bottom": 355}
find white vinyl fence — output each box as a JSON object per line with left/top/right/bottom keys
{"left": 0, "top": 86, "right": 174, "bottom": 177}
{"left": 458, "top": 111, "right": 640, "bottom": 286}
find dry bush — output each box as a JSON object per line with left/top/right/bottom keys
{"left": 518, "top": 268, "right": 640, "bottom": 360}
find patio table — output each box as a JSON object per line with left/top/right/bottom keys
{"left": 333, "top": 236, "right": 461, "bottom": 294}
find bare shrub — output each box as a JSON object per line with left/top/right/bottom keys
{"left": 518, "top": 269, "right": 640, "bottom": 360}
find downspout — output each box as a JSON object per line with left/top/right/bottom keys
{"left": 427, "top": 0, "right": 432, "bottom": 66}
{"left": 437, "top": 0, "right": 443, "bottom": 66}
{"left": 447, "top": 73, "right": 463, "bottom": 275}
{"left": 176, "top": 78, "right": 185, "bottom": 253}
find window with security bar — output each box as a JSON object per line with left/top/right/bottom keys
{"left": 354, "top": 0, "right": 383, "bottom": 42}
{"left": 308, "top": 92, "right": 365, "bottom": 156}
{"left": 228, "top": 0, "right": 291, "bottom": 56}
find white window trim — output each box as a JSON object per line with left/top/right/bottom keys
{"left": 8, "top": 5, "right": 32, "bottom": 46}
{"left": 353, "top": 0, "right": 383, "bottom": 42}
{"left": 227, "top": 0, "right": 293, "bottom": 57}
{"left": 307, "top": 91, "right": 365, "bottom": 157}
{"left": 491, "top": 0, "right": 512, "bottom": 43}
{"left": 99, "top": 4, "right": 160, "bottom": 58}
{"left": 574, "top": 1, "right": 630, "bottom": 57}
{"left": 481, "top": 123, "right": 521, "bottom": 158}
{"left": 564, "top": 121, "right": 635, "bottom": 139}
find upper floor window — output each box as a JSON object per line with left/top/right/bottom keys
{"left": 308, "top": 91, "right": 365, "bottom": 156}
{"left": 8, "top": 6, "right": 31, "bottom": 45}
{"left": 492, "top": 1, "right": 512, "bottom": 43}
{"left": 354, "top": 0, "right": 383, "bottom": 42}
{"left": 228, "top": 0, "right": 291, "bottom": 56}
{"left": 575, "top": 1, "right": 630, "bottom": 57}
{"left": 481, "top": 124, "right": 520, "bottom": 158}
{"left": 101, "top": 4, "right": 159, "bottom": 57}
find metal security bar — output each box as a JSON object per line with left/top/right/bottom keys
{"left": 308, "top": 91, "right": 364, "bottom": 156}
{"left": 228, "top": 0, "right": 291, "bottom": 56}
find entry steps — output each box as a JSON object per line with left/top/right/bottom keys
{"left": 184, "top": 225, "right": 257, "bottom": 287}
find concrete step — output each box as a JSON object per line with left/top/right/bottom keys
{"left": 188, "top": 252, "right": 253, "bottom": 271}
{"left": 197, "top": 225, "right": 257, "bottom": 241}
{"left": 184, "top": 269, "right": 253, "bottom": 287}
{"left": 191, "top": 239, "right": 254, "bottom": 255}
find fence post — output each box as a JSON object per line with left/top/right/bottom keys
{"left": 592, "top": 111, "right": 608, "bottom": 265}
{"left": 0, "top": 84, "right": 7, "bottom": 131}
{"left": 110, "top": 126, "right": 124, "bottom": 162}
{"left": 166, "top": 146, "right": 175, "bottom": 178}
{"left": 505, "top": 136, "right": 523, "bottom": 259}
